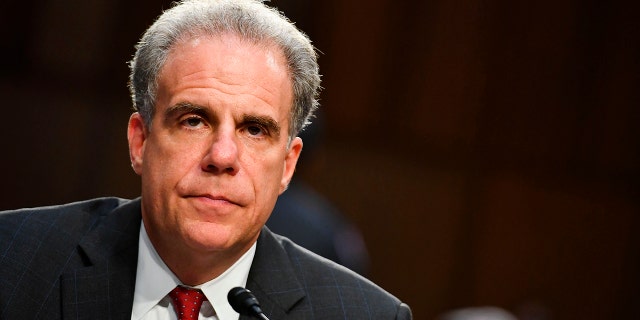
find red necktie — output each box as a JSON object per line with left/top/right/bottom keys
{"left": 169, "top": 286, "right": 208, "bottom": 320}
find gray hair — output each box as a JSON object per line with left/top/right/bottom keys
{"left": 128, "top": 0, "right": 321, "bottom": 139}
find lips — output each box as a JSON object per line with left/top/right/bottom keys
{"left": 187, "top": 194, "right": 242, "bottom": 207}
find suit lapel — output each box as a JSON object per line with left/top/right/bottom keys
{"left": 57, "top": 203, "right": 302, "bottom": 319}
{"left": 243, "top": 227, "right": 306, "bottom": 319}
{"left": 60, "top": 199, "right": 142, "bottom": 319}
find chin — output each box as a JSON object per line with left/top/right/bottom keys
{"left": 182, "top": 221, "right": 245, "bottom": 252}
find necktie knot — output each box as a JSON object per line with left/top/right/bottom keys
{"left": 169, "top": 286, "right": 208, "bottom": 320}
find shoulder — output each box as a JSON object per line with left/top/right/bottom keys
{"left": 0, "top": 197, "right": 140, "bottom": 317}
{"left": 0, "top": 197, "right": 129, "bottom": 217}
{"left": 253, "top": 227, "right": 412, "bottom": 319}
{"left": 277, "top": 232, "right": 400, "bottom": 302}
{"left": 0, "top": 197, "right": 132, "bottom": 261}
{"left": 0, "top": 197, "right": 129, "bottom": 233}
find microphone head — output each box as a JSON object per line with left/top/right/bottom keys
{"left": 227, "top": 286, "right": 263, "bottom": 316}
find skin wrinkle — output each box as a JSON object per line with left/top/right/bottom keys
{"left": 149, "top": 33, "right": 299, "bottom": 143}
{"left": 165, "top": 34, "right": 287, "bottom": 109}
{"left": 128, "top": 32, "right": 301, "bottom": 285}
{"left": 163, "top": 102, "right": 282, "bottom": 146}
{"left": 160, "top": 73, "right": 282, "bottom": 110}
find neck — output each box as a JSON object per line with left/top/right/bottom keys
{"left": 166, "top": 252, "right": 236, "bottom": 286}
{"left": 147, "top": 231, "right": 256, "bottom": 286}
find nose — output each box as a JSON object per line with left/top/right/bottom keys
{"left": 201, "top": 130, "right": 239, "bottom": 175}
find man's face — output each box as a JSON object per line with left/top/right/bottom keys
{"left": 127, "top": 34, "right": 301, "bottom": 259}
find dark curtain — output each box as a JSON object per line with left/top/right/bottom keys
{"left": 1, "top": 1, "right": 638, "bottom": 319}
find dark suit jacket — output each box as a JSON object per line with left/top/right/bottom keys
{"left": 0, "top": 198, "right": 411, "bottom": 319}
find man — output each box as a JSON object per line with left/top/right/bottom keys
{"left": 0, "top": 0, "right": 412, "bottom": 319}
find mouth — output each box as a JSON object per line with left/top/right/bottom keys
{"left": 186, "top": 194, "right": 242, "bottom": 207}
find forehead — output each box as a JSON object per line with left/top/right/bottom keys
{"left": 156, "top": 33, "right": 294, "bottom": 119}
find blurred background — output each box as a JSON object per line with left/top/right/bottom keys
{"left": 0, "top": 0, "right": 638, "bottom": 319}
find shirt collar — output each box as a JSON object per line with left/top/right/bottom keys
{"left": 132, "top": 222, "right": 256, "bottom": 320}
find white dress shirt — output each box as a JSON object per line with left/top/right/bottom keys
{"left": 131, "top": 223, "right": 256, "bottom": 320}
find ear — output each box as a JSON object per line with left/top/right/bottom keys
{"left": 127, "top": 112, "right": 147, "bottom": 175}
{"left": 279, "top": 137, "right": 303, "bottom": 194}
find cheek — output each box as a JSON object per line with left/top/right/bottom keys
{"left": 248, "top": 153, "right": 287, "bottom": 199}
{"left": 143, "top": 138, "right": 201, "bottom": 187}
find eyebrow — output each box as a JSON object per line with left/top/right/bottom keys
{"left": 164, "top": 101, "right": 282, "bottom": 136}
{"left": 165, "top": 102, "right": 207, "bottom": 120}
{"left": 243, "top": 114, "right": 281, "bottom": 137}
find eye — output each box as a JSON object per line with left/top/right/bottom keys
{"left": 180, "top": 116, "right": 206, "bottom": 129}
{"left": 246, "top": 124, "right": 266, "bottom": 137}
{"left": 239, "top": 115, "right": 279, "bottom": 139}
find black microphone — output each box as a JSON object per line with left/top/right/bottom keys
{"left": 227, "top": 287, "right": 270, "bottom": 320}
